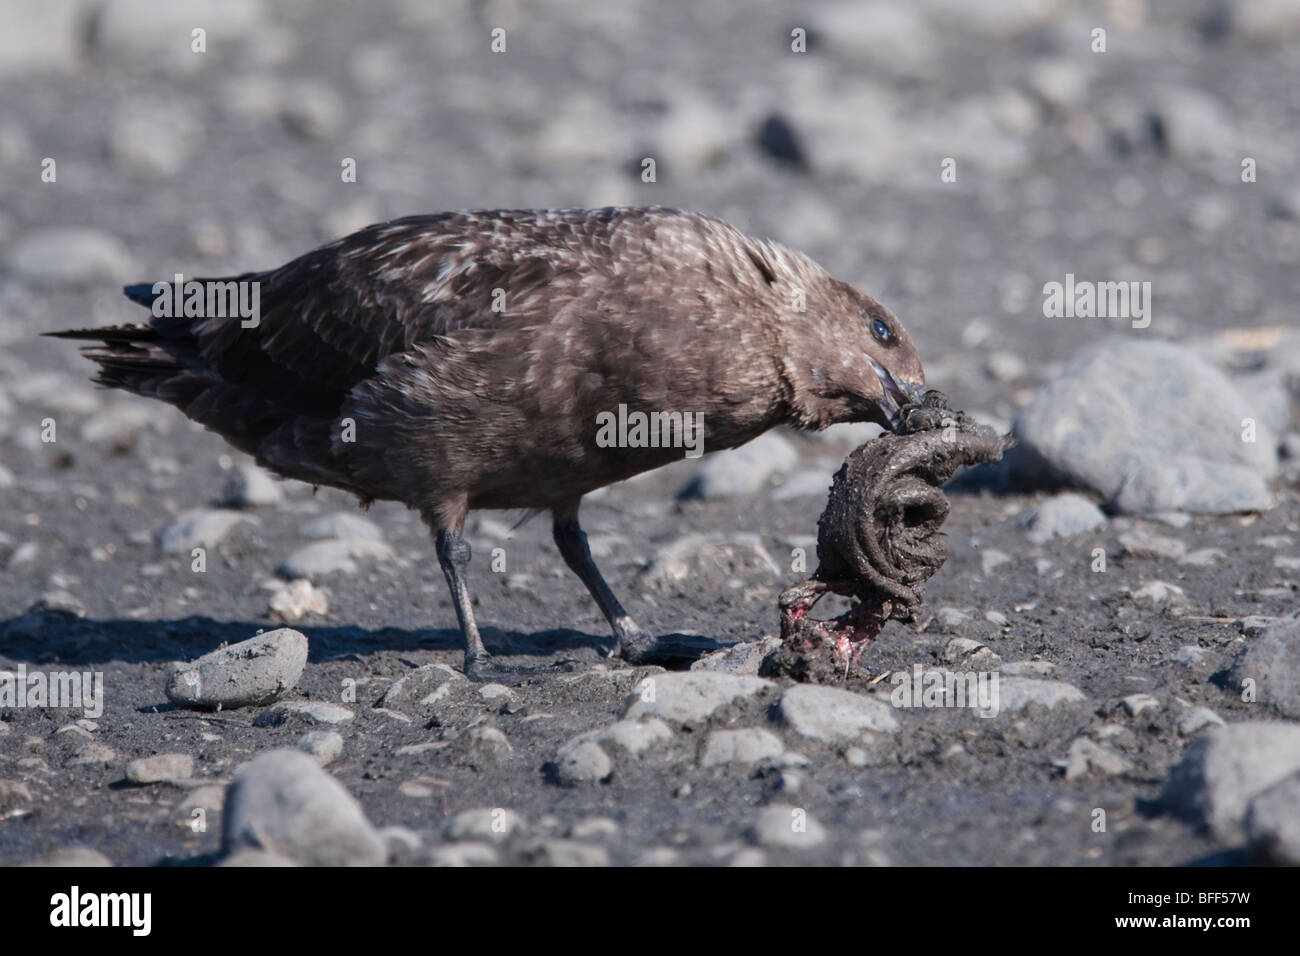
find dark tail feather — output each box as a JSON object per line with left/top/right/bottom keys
{"left": 123, "top": 283, "right": 157, "bottom": 307}
{"left": 43, "top": 324, "right": 160, "bottom": 342}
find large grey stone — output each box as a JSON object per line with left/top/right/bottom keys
{"left": 1228, "top": 614, "right": 1300, "bottom": 718}
{"left": 624, "top": 672, "right": 773, "bottom": 724}
{"left": 1245, "top": 771, "right": 1300, "bottom": 865}
{"left": 779, "top": 684, "right": 900, "bottom": 743}
{"left": 165, "top": 628, "right": 307, "bottom": 709}
{"left": 1022, "top": 493, "right": 1106, "bottom": 544}
{"left": 222, "top": 749, "right": 386, "bottom": 866}
{"left": 997, "top": 677, "right": 1087, "bottom": 712}
{"left": 701, "top": 728, "right": 785, "bottom": 767}
{"left": 1011, "top": 340, "right": 1276, "bottom": 513}
{"left": 1161, "top": 722, "right": 1300, "bottom": 839}
{"left": 678, "top": 432, "right": 798, "bottom": 498}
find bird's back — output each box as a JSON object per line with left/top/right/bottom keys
{"left": 51, "top": 207, "right": 795, "bottom": 505}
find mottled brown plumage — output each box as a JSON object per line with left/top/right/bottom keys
{"left": 50, "top": 206, "right": 927, "bottom": 680}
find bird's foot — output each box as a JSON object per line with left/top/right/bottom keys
{"left": 611, "top": 624, "right": 723, "bottom": 666}
{"left": 463, "top": 653, "right": 570, "bottom": 685}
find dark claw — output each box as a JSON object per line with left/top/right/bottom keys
{"left": 616, "top": 630, "right": 724, "bottom": 666}
{"left": 464, "top": 653, "right": 569, "bottom": 685}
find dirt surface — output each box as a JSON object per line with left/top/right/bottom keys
{"left": 2, "top": 0, "right": 1300, "bottom": 867}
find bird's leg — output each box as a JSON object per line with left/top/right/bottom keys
{"left": 435, "top": 527, "right": 489, "bottom": 673}
{"left": 552, "top": 504, "right": 656, "bottom": 663}
{"left": 435, "top": 526, "right": 541, "bottom": 684}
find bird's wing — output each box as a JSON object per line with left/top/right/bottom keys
{"left": 179, "top": 208, "right": 646, "bottom": 398}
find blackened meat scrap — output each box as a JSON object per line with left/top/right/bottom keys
{"left": 772, "top": 391, "right": 1012, "bottom": 681}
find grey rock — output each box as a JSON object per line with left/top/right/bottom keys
{"left": 690, "top": 636, "right": 782, "bottom": 675}
{"left": 1245, "top": 771, "right": 1300, "bottom": 865}
{"left": 281, "top": 81, "right": 347, "bottom": 139}
{"left": 555, "top": 739, "right": 612, "bottom": 785}
{"left": 267, "top": 578, "right": 329, "bottom": 623}
{"left": 577, "top": 718, "right": 673, "bottom": 756}
{"left": 780, "top": 684, "right": 900, "bottom": 744}
{"left": 94, "top": 0, "right": 265, "bottom": 66}
{"left": 444, "top": 807, "right": 526, "bottom": 842}
{"left": 934, "top": 606, "right": 973, "bottom": 631}
{"left": 1022, "top": 493, "right": 1106, "bottom": 545}
{"left": 1122, "top": 693, "right": 1161, "bottom": 717}
{"left": 980, "top": 548, "right": 1012, "bottom": 575}
{"left": 467, "top": 726, "right": 512, "bottom": 760}
{"left": 1237, "top": 615, "right": 1278, "bottom": 637}
{"left": 80, "top": 404, "right": 156, "bottom": 448}
{"left": 426, "top": 842, "right": 499, "bottom": 867}
{"left": 772, "top": 469, "right": 834, "bottom": 502}
{"left": 222, "top": 749, "right": 386, "bottom": 866}
{"left": 1181, "top": 547, "right": 1228, "bottom": 567}
{"left": 999, "top": 660, "right": 1057, "bottom": 677}
{"left": 299, "top": 512, "right": 383, "bottom": 541}
{"left": 749, "top": 804, "right": 826, "bottom": 850}
{"left": 377, "top": 663, "right": 465, "bottom": 710}
{"left": 278, "top": 538, "right": 393, "bottom": 579}
{"left": 1151, "top": 87, "right": 1237, "bottom": 162}
{"left": 1118, "top": 529, "right": 1187, "bottom": 561}
{"left": 1063, "top": 738, "right": 1133, "bottom": 780}
{"left": 25, "top": 847, "right": 114, "bottom": 867}
{"left": 1228, "top": 615, "right": 1300, "bottom": 718}
{"left": 520, "top": 839, "right": 610, "bottom": 867}
{"left": 923, "top": 0, "right": 1066, "bottom": 39}
{"left": 1011, "top": 340, "right": 1275, "bottom": 514}
{"left": 636, "top": 847, "right": 682, "bottom": 866}
{"left": 1174, "top": 645, "right": 1217, "bottom": 669}
{"left": 1178, "top": 707, "right": 1225, "bottom": 737}
{"left": 997, "top": 677, "right": 1087, "bottom": 712}
{"left": 67, "top": 742, "right": 116, "bottom": 767}
{"left": 700, "top": 728, "right": 785, "bottom": 768}
{"left": 125, "top": 753, "right": 194, "bottom": 784}
{"left": 805, "top": 421, "right": 884, "bottom": 449}
{"left": 1235, "top": 0, "right": 1300, "bottom": 44}
{"left": 0, "top": 0, "right": 84, "bottom": 73}
{"left": 218, "top": 849, "right": 300, "bottom": 867}
{"left": 624, "top": 672, "right": 773, "bottom": 724}
{"left": 678, "top": 432, "right": 797, "bottom": 498}
{"left": 478, "top": 683, "right": 514, "bottom": 702}
{"left": 222, "top": 464, "right": 284, "bottom": 507}
{"left": 254, "top": 701, "right": 355, "bottom": 727}
{"left": 158, "top": 508, "right": 253, "bottom": 554}
{"left": 166, "top": 628, "right": 308, "bottom": 709}
{"left": 0, "top": 779, "right": 34, "bottom": 808}
{"left": 1128, "top": 580, "right": 1187, "bottom": 609}
{"left": 1161, "top": 722, "right": 1300, "bottom": 839}
{"left": 5, "top": 227, "right": 135, "bottom": 288}
{"left": 296, "top": 730, "right": 344, "bottom": 766}
{"left": 107, "top": 99, "right": 202, "bottom": 176}
{"left": 943, "top": 637, "right": 1001, "bottom": 669}
{"left": 569, "top": 817, "right": 620, "bottom": 841}
{"left": 641, "top": 533, "right": 780, "bottom": 589}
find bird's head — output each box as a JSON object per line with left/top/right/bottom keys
{"left": 775, "top": 271, "right": 927, "bottom": 434}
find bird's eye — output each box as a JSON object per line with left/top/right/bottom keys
{"left": 871, "top": 319, "right": 891, "bottom": 343}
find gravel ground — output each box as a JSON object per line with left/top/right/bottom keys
{"left": 2, "top": 0, "right": 1300, "bottom": 868}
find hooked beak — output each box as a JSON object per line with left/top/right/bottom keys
{"left": 866, "top": 355, "right": 926, "bottom": 434}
